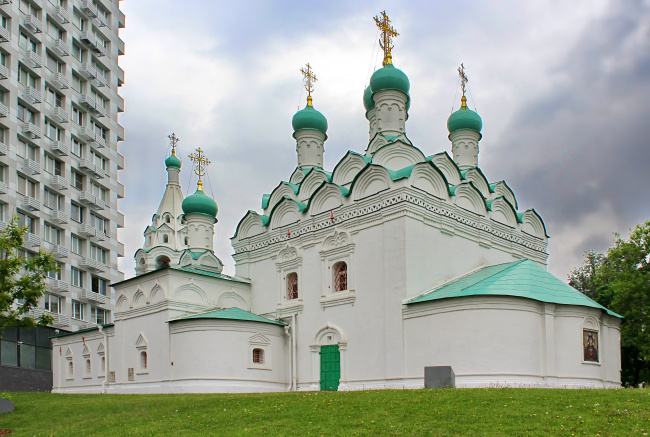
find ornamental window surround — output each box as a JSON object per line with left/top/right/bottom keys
{"left": 275, "top": 245, "right": 303, "bottom": 308}
{"left": 319, "top": 231, "right": 356, "bottom": 308}
{"left": 249, "top": 333, "right": 271, "bottom": 370}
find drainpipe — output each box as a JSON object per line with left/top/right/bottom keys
{"left": 98, "top": 325, "right": 109, "bottom": 394}
{"left": 292, "top": 314, "right": 297, "bottom": 391}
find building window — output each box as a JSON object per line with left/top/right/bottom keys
{"left": 17, "top": 211, "right": 36, "bottom": 234}
{"left": 44, "top": 155, "right": 63, "bottom": 176}
{"left": 583, "top": 330, "right": 599, "bottom": 363}
{"left": 90, "top": 244, "right": 107, "bottom": 264}
{"left": 44, "top": 119, "right": 63, "bottom": 141}
{"left": 252, "top": 348, "right": 264, "bottom": 364}
{"left": 71, "top": 169, "right": 84, "bottom": 190}
{"left": 71, "top": 267, "right": 84, "bottom": 288}
{"left": 85, "top": 358, "right": 91, "bottom": 374}
{"left": 72, "top": 300, "right": 84, "bottom": 320}
{"left": 332, "top": 262, "right": 348, "bottom": 292}
{"left": 71, "top": 137, "right": 84, "bottom": 157}
{"left": 68, "top": 360, "right": 74, "bottom": 376}
{"left": 71, "top": 202, "right": 84, "bottom": 223}
{"left": 47, "top": 262, "right": 62, "bottom": 280}
{"left": 91, "top": 307, "right": 108, "bottom": 325}
{"left": 44, "top": 293, "right": 61, "bottom": 314}
{"left": 139, "top": 351, "right": 147, "bottom": 370}
{"left": 91, "top": 275, "right": 107, "bottom": 296}
{"left": 286, "top": 272, "right": 298, "bottom": 300}
{"left": 43, "top": 223, "right": 61, "bottom": 245}
{"left": 44, "top": 188, "right": 62, "bottom": 211}
{"left": 184, "top": 237, "right": 188, "bottom": 245}
{"left": 162, "top": 234, "right": 168, "bottom": 243}
{"left": 17, "top": 175, "right": 37, "bottom": 198}
{"left": 90, "top": 213, "right": 108, "bottom": 236}
{"left": 17, "top": 66, "right": 37, "bottom": 89}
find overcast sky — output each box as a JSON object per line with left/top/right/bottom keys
{"left": 116, "top": 0, "right": 650, "bottom": 282}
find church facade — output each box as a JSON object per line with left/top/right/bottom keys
{"left": 51, "top": 22, "right": 622, "bottom": 392}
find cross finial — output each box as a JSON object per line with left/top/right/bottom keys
{"left": 188, "top": 148, "right": 211, "bottom": 191}
{"left": 457, "top": 63, "right": 468, "bottom": 107}
{"left": 300, "top": 63, "right": 318, "bottom": 106}
{"left": 374, "top": 11, "right": 399, "bottom": 66}
{"left": 168, "top": 133, "right": 180, "bottom": 156}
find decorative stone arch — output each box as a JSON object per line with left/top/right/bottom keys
{"left": 116, "top": 294, "right": 129, "bottom": 311}
{"left": 233, "top": 211, "right": 265, "bottom": 240}
{"left": 172, "top": 283, "right": 208, "bottom": 305}
{"left": 298, "top": 170, "right": 329, "bottom": 202}
{"left": 132, "top": 289, "right": 147, "bottom": 307}
{"left": 82, "top": 345, "right": 91, "bottom": 377}
{"left": 371, "top": 141, "right": 426, "bottom": 171}
{"left": 289, "top": 167, "right": 308, "bottom": 184}
{"left": 350, "top": 165, "right": 392, "bottom": 201}
{"left": 65, "top": 347, "right": 74, "bottom": 380}
{"left": 451, "top": 182, "right": 487, "bottom": 216}
{"left": 462, "top": 168, "right": 491, "bottom": 198}
{"left": 269, "top": 197, "right": 304, "bottom": 229}
{"left": 97, "top": 342, "right": 105, "bottom": 376}
{"left": 487, "top": 196, "right": 518, "bottom": 228}
{"left": 490, "top": 180, "right": 518, "bottom": 210}
{"left": 332, "top": 152, "right": 370, "bottom": 186}
{"left": 149, "top": 282, "right": 165, "bottom": 303}
{"left": 308, "top": 183, "right": 344, "bottom": 216}
{"left": 217, "top": 291, "right": 249, "bottom": 311}
{"left": 136, "top": 333, "right": 149, "bottom": 374}
{"left": 267, "top": 182, "right": 298, "bottom": 213}
{"left": 310, "top": 324, "right": 348, "bottom": 391}
{"left": 409, "top": 162, "right": 450, "bottom": 200}
{"left": 520, "top": 209, "right": 548, "bottom": 240}
{"left": 197, "top": 251, "right": 224, "bottom": 272}
{"left": 248, "top": 333, "right": 271, "bottom": 369}
{"left": 431, "top": 152, "right": 461, "bottom": 185}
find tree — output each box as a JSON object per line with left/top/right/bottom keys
{"left": 569, "top": 220, "right": 650, "bottom": 386}
{"left": 0, "top": 216, "right": 59, "bottom": 332}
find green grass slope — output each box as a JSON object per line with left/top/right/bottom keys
{"left": 1, "top": 389, "right": 649, "bottom": 436}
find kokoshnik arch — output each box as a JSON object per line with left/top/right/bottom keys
{"left": 50, "top": 12, "right": 622, "bottom": 393}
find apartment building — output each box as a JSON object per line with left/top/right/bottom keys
{"left": 0, "top": 0, "right": 125, "bottom": 383}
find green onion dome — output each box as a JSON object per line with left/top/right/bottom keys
{"left": 369, "top": 55, "right": 410, "bottom": 96}
{"left": 447, "top": 96, "right": 482, "bottom": 135}
{"left": 182, "top": 186, "right": 218, "bottom": 218}
{"left": 292, "top": 96, "right": 328, "bottom": 136}
{"left": 363, "top": 85, "right": 375, "bottom": 111}
{"left": 165, "top": 153, "right": 182, "bottom": 169}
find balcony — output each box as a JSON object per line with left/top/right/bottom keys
{"left": 53, "top": 39, "right": 70, "bottom": 57}
{"left": 90, "top": 137, "right": 105, "bottom": 149}
{"left": 23, "top": 86, "right": 42, "bottom": 104}
{"left": 94, "top": 73, "right": 107, "bottom": 88}
{"left": 51, "top": 106, "right": 69, "bottom": 123}
{"left": 95, "top": 104, "right": 107, "bottom": 118}
{"left": 79, "top": 158, "right": 95, "bottom": 173}
{"left": 0, "top": 26, "right": 9, "bottom": 42}
{"left": 0, "top": 142, "right": 7, "bottom": 155}
{"left": 50, "top": 174, "right": 69, "bottom": 190}
{"left": 79, "top": 191, "right": 105, "bottom": 210}
{"left": 49, "top": 208, "right": 68, "bottom": 223}
{"left": 23, "top": 157, "right": 40, "bottom": 175}
{"left": 92, "top": 41, "right": 106, "bottom": 57}
{"left": 80, "top": 31, "right": 96, "bottom": 47}
{"left": 81, "top": 289, "right": 107, "bottom": 304}
{"left": 0, "top": 101, "right": 8, "bottom": 117}
{"left": 80, "top": 94, "right": 96, "bottom": 110}
{"left": 52, "top": 72, "right": 69, "bottom": 90}
{"left": 79, "top": 63, "right": 97, "bottom": 79}
{"left": 51, "top": 244, "right": 68, "bottom": 259}
{"left": 24, "top": 232, "right": 41, "bottom": 248}
{"left": 53, "top": 6, "right": 71, "bottom": 24}
{"left": 30, "top": 308, "right": 70, "bottom": 327}
{"left": 79, "top": 224, "right": 97, "bottom": 238}
{"left": 80, "top": 0, "right": 98, "bottom": 18}
{"left": 51, "top": 140, "right": 69, "bottom": 156}
{"left": 79, "top": 126, "right": 96, "bottom": 141}
{"left": 22, "top": 122, "right": 41, "bottom": 139}
{"left": 80, "top": 257, "right": 106, "bottom": 272}
{"left": 24, "top": 15, "right": 42, "bottom": 34}
{"left": 21, "top": 195, "right": 41, "bottom": 211}
{"left": 0, "top": 64, "right": 8, "bottom": 79}
{"left": 0, "top": 181, "right": 7, "bottom": 194}
{"left": 48, "top": 279, "right": 69, "bottom": 293}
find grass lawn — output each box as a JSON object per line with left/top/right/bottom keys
{"left": 1, "top": 388, "right": 649, "bottom": 436}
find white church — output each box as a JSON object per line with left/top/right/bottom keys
{"left": 51, "top": 16, "right": 622, "bottom": 392}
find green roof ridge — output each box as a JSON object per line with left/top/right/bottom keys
{"left": 408, "top": 259, "right": 621, "bottom": 317}
{"left": 173, "top": 307, "right": 285, "bottom": 326}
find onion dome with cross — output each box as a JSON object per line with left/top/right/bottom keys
{"left": 165, "top": 133, "right": 182, "bottom": 169}
{"left": 292, "top": 63, "right": 328, "bottom": 137}
{"left": 368, "top": 12, "right": 410, "bottom": 98}
{"left": 182, "top": 148, "right": 218, "bottom": 219}
{"left": 447, "top": 64, "right": 482, "bottom": 137}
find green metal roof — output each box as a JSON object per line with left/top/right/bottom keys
{"left": 172, "top": 267, "right": 247, "bottom": 283}
{"left": 407, "top": 259, "right": 621, "bottom": 318}
{"left": 50, "top": 324, "right": 114, "bottom": 338}
{"left": 173, "top": 307, "right": 285, "bottom": 326}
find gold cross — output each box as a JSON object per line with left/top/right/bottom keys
{"left": 374, "top": 11, "right": 399, "bottom": 66}
{"left": 168, "top": 133, "right": 179, "bottom": 156}
{"left": 300, "top": 63, "right": 318, "bottom": 105}
{"left": 457, "top": 63, "right": 468, "bottom": 97}
{"left": 188, "top": 148, "right": 211, "bottom": 191}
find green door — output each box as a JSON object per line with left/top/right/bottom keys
{"left": 320, "top": 345, "right": 340, "bottom": 391}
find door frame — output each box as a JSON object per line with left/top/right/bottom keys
{"left": 310, "top": 324, "right": 347, "bottom": 391}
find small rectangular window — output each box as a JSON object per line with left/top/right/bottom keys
{"left": 71, "top": 202, "right": 84, "bottom": 223}
{"left": 71, "top": 267, "right": 84, "bottom": 288}
{"left": 72, "top": 300, "right": 84, "bottom": 320}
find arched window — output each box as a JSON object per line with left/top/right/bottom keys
{"left": 68, "top": 361, "right": 74, "bottom": 376}
{"left": 163, "top": 234, "right": 169, "bottom": 243}
{"left": 333, "top": 262, "right": 347, "bottom": 292}
{"left": 156, "top": 256, "right": 171, "bottom": 269}
{"left": 184, "top": 237, "right": 189, "bottom": 245}
{"left": 165, "top": 215, "right": 171, "bottom": 224}
{"left": 101, "top": 356, "right": 106, "bottom": 372}
{"left": 252, "top": 348, "right": 264, "bottom": 364}
{"left": 286, "top": 272, "right": 298, "bottom": 300}
{"left": 140, "top": 351, "right": 148, "bottom": 370}
{"left": 85, "top": 359, "right": 91, "bottom": 374}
